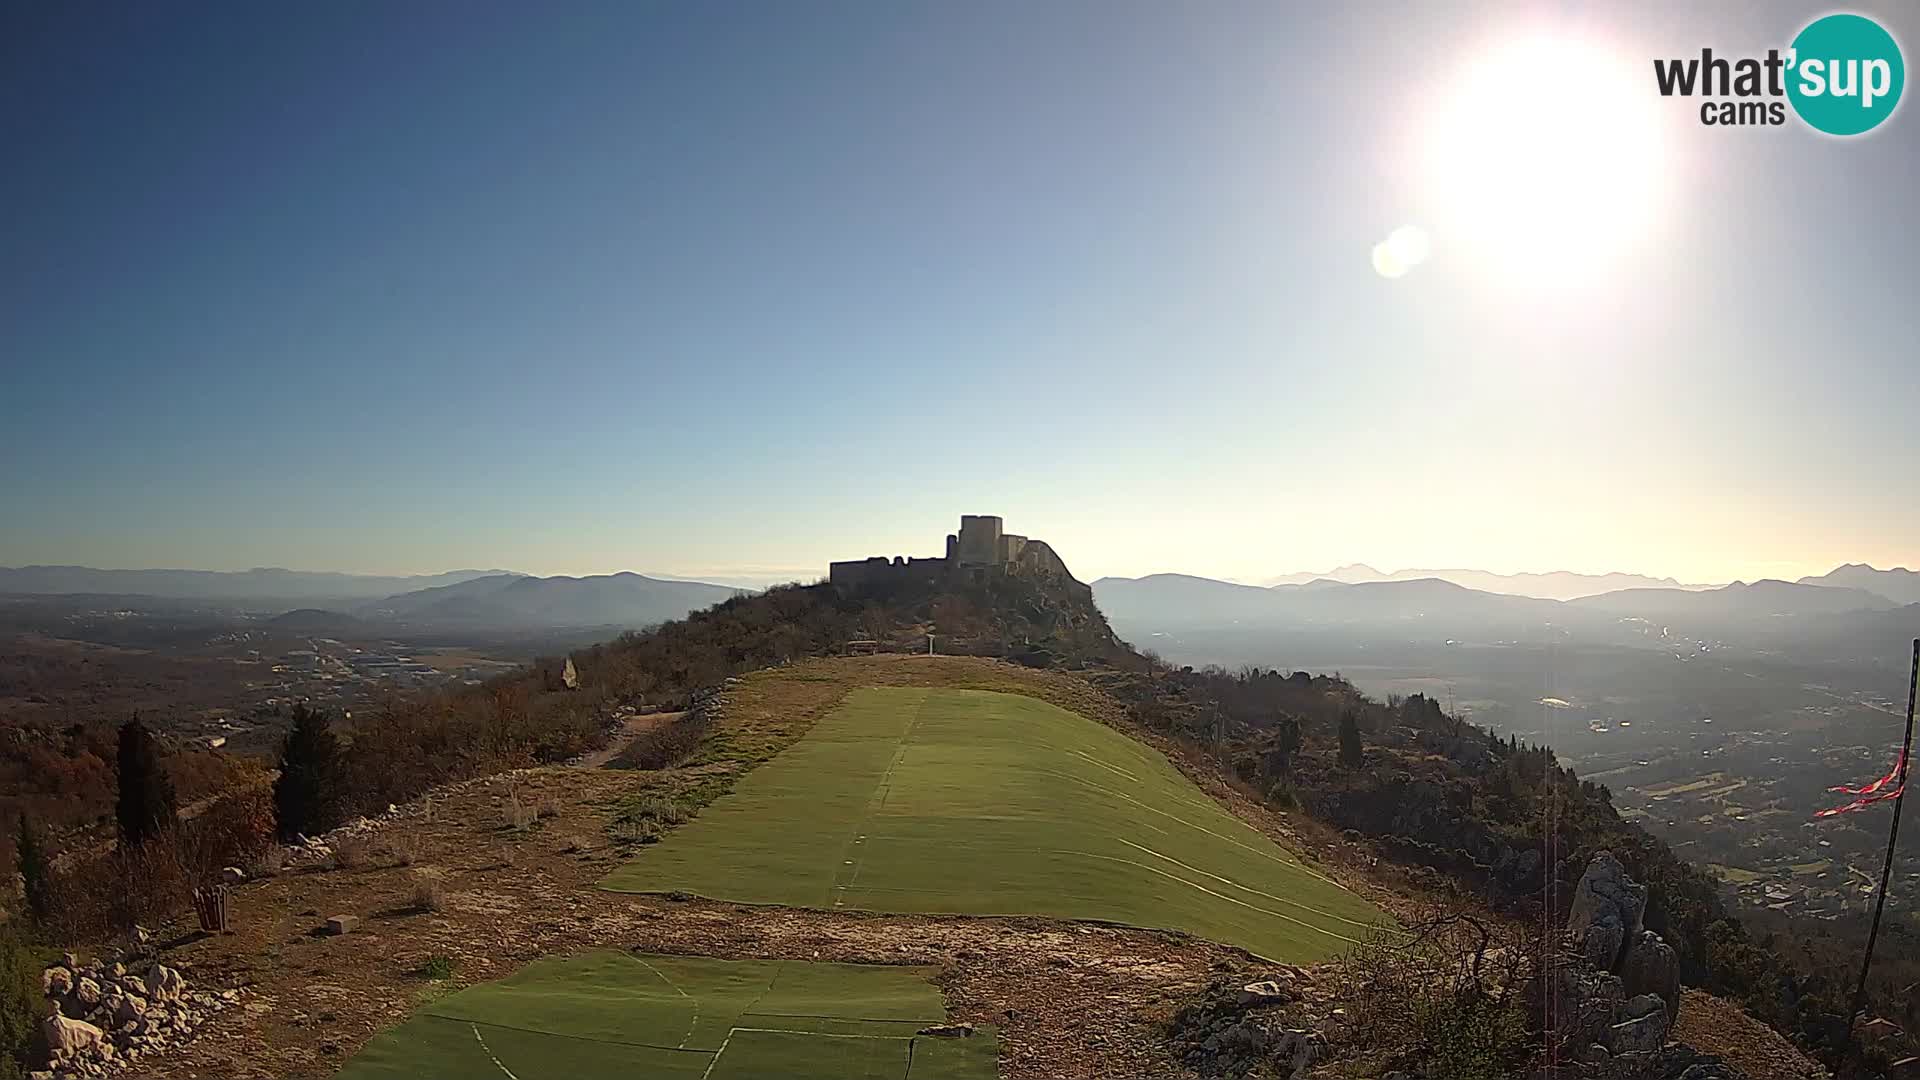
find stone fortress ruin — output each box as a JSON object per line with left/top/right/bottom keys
{"left": 829, "top": 515, "right": 1082, "bottom": 593}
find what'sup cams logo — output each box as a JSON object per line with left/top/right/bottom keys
{"left": 1654, "top": 12, "right": 1904, "bottom": 135}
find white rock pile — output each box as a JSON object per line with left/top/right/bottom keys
{"left": 36, "top": 952, "right": 240, "bottom": 1079}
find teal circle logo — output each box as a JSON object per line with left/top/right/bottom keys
{"left": 1787, "top": 13, "right": 1904, "bottom": 136}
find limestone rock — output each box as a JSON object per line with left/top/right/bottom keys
{"left": 1567, "top": 851, "right": 1646, "bottom": 973}
{"left": 1621, "top": 931, "right": 1681, "bottom": 1025}
{"left": 43, "top": 967, "right": 72, "bottom": 998}
{"left": 1607, "top": 1008, "right": 1669, "bottom": 1055}
{"left": 915, "top": 1023, "right": 974, "bottom": 1038}
{"left": 112, "top": 993, "right": 147, "bottom": 1027}
{"left": 1237, "top": 980, "right": 1293, "bottom": 1007}
{"left": 43, "top": 1013, "right": 106, "bottom": 1055}
{"left": 1625, "top": 993, "right": 1665, "bottom": 1019}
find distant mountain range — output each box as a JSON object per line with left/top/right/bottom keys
{"left": 1255, "top": 564, "right": 1709, "bottom": 601}
{"left": 358, "top": 572, "right": 742, "bottom": 628}
{"left": 0, "top": 565, "right": 515, "bottom": 603}
{"left": 0, "top": 564, "right": 744, "bottom": 630}
{"left": 1565, "top": 579, "right": 1896, "bottom": 618}
{"left": 1093, "top": 570, "right": 1910, "bottom": 639}
{"left": 1796, "top": 563, "right": 1920, "bottom": 606}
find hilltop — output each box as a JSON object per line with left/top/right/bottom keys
{"left": 14, "top": 519, "right": 1868, "bottom": 1080}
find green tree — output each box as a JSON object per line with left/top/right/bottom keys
{"left": 116, "top": 717, "right": 178, "bottom": 847}
{"left": 1262, "top": 716, "right": 1302, "bottom": 777}
{"left": 1338, "top": 709, "right": 1364, "bottom": 768}
{"left": 14, "top": 817, "right": 52, "bottom": 926}
{"left": 274, "top": 703, "right": 345, "bottom": 839}
{"left": 0, "top": 928, "right": 40, "bottom": 1079}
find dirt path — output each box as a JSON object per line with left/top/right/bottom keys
{"left": 570, "top": 709, "right": 682, "bottom": 770}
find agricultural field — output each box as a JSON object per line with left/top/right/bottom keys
{"left": 604, "top": 686, "right": 1391, "bottom": 961}
{"left": 335, "top": 951, "right": 996, "bottom": 1080}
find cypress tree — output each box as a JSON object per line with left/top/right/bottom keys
{"left": 116, "top": 717, "right": 178, "bottom": 847}
{"left": 274, "top": 703, "right": 345, "bottom": 840}
{"left": 0, "top": 927, "right": 38, "bottom": 1080}
{"left": 1338, "top": 709, "right": 1364, "bottom": 768}
{"left": 14, "top": 817, "right": 52, "bottom": 926}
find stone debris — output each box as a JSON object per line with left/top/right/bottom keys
{"left": 915, "top": 1022, "right": 975, "bottom": 1038}
{"left": 324, "top": 915, "right": 359, "bottom": 936}
{"left": 37, "top": 951, "right": 240, "bottom": 1080}
{"left": 1169, "top": 969, "right": 1328, "bottom": 1080}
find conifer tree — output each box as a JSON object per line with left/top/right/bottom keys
{"left": 274, "top": 703, "right": 346, "bottom": 839}
{"left": 1338, "top": 709, "right": 1363, "bottom": 768}
{"left": 116, "top": 717, "right": 178, "bottom": 847}
{"left": 14, "top": 817, "right": 52, "bottom": 926}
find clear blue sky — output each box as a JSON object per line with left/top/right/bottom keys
{"left": 4, "top": 2, "right": 1917, "bottom": 586}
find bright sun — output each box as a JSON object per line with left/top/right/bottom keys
{"left": 1420, "top": 32, "right": 1670, "bottom": 292}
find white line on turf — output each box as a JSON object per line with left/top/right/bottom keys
{"left": 471, "top": 1023, "right": 522, "bottom": 1080}
{"left": 629, "top": 954, "right": 701, "bottom": 1048}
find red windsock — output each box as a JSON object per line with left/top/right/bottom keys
{"left": 1815, "top": 782, "right": 1906, "bottom": 819}
{"left": 1826, "top": 749, "right": 1907, "bottom": 796}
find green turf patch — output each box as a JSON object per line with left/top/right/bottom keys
{"left": 332, "top": 951, "right": 996, "bottom": 1080}
{"left": 603, "top": 687, "right": 1392, "bottom": 962}
{"left": 706, "top": 1030, "right": 909, "bottom": 1080}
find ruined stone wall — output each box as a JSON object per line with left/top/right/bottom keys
{"left": 829, "top": 556, "right": 949, "bottom": 592}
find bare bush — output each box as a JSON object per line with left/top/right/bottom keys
{"left": 250, "top": 846, "right": 287, "bottom": 879}
{"left": 409, "top": 868, "right": 446, "bottom": 913}
{"left": 330, "top": 835, "right": 373, "bottom": 870}
{"left": 609, "top": 710, "right": 714, "bottom": 771}
{"left": 502, "top": 791, "right": 534, "bottom": 833}
{"left": 1324, "top": 913, "right": 1536, "bottom": 1079}
{"left": 386, "top": 836, "right": 420, "bottom": 867}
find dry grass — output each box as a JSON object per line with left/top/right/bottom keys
{"left": 249, "top": 846, "right": 286, "bottom": 879}
{"left": 331, "top": 835, "right": 373, "bottom": 870}
{"left": 408, "top": 868, "right": 446, "bottom": 913}
{"left": 385, "top": 836, "right": 420, "bottom": 867}
{"left": 502, "top": 791, "right": 535, "bottom": 833}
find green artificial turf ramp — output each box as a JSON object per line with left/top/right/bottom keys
{"left": 603, "top": 687, "right": 1390, "bottom": 961}
{"left": 334, "top": 951, "right": 996, "bottom": 1080}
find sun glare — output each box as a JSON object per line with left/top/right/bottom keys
{"left": 1420, "top": 32, "right": 1670, "bottom": 293}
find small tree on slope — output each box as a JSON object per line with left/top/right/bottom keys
{"left": 14, "top": 817, "right": 52, "bottom": 926}
{"left": 1338, "top": 708, "right": 1364, "bottom": 769}
{"left": 275, "top": 703, "right": 346, "bottom": 840}
{"left": 116, "top": 717, "right": 179, "bottom": 847}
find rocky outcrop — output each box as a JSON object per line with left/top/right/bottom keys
{"left": 36, "top": 949, "right": 242, "bottom": 1079}
{"left": 1620, "top": 932, "right": 1681, "bottom": 1026}
{"left": 1567, "top": 851, "right": 1648, "bottom": 972}
{"left": 1543, "top": 852, "right": 1745, "bottom": 1080}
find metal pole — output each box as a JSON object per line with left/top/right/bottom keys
{"left": 1846, "top": 637, "right": 1919, "bottom": 1065}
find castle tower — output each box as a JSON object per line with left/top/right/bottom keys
{"left": 954, "top": 515, "right": 1003, "bottom": 567}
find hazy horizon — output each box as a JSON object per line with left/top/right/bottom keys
{"left": 8, "top": 550, "right": 1915, "bottom": 593}
{"left": 6, "top": 2, "right": 1918, "bottom": 588}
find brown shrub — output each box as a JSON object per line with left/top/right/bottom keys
{"left": 409, "top": 868, "right": 446, "bottom": 913}
{"left": 609, "top": 710, "right": 714, "bottom": 771}
{"left": 330, "top": 835, "right": 373, "bottom": 870}
{"left": 386, "top": 836, "right": 420, "bottom": 867}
